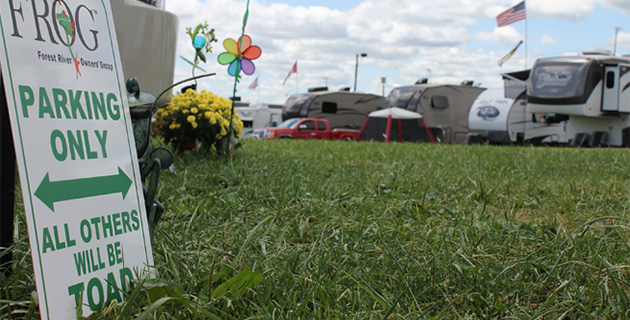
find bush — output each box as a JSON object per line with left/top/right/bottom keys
{"left": 153, "top": 89, "right": 243, "bottom": 149}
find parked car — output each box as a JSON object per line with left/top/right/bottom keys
{"left": 254, "top": 118, "right": 359, "bottom": 140}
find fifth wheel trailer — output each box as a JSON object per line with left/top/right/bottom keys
{"left": 468, "top": 70, "right": 566, "bottom": 145}
{"left": 282, "top": 88, "right": 385, "bottom": 130}
{"left": 384, "top": 82, "right": 485, "bottom": 143}
{"left": 527, "top": 50, "right": 630, "bottom": 147}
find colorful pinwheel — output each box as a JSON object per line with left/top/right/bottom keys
{"left": 217, "top": 35, "right": 261, "bottom": 77}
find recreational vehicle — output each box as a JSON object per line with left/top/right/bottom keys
{"left": 384, "top": 82, "right": 485, "bottom": 143}
{"left": 282, "top": 88, "right": 385, "bottom": 130}
{"left": 527, "top": 50, "right": 630, "bottom": 147}
{"left": 468, "top": 71, "right": 566, "bottom": 144}
{"left": 235, "top": 103, "right": 283, "bottom": 138}
{"left": 111, "top": 0, "right": 178, "bottom": 104}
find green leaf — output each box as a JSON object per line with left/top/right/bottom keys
{"left": 212, "top": 270, "right": 263, "bottom": 299}
{"left": 212, "top": 265, "right": 235, "bottom": 284}
{"left": 140, "top": 280, "right": 184, "bottom": 302}
{"left": 198, "top": 51, "right": 206, "bottom": 63}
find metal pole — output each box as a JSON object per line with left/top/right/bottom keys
{"left": 613, "top": 27, "right": 622, "bottom": 56}
{"left": 353, "top": 53, "right": 367, "bottom": 92}
{"left": 0, "top": 77, "right": 15, "bottom": 277}
{"left": 353, "top": 54, "right": 358, "bottom": 92}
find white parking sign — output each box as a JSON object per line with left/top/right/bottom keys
{"left": 0, "top": 0, "right": 153, "bottom": 318}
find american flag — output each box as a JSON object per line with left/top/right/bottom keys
{"left": 496, "top": 1, "right": 526, "bottom": 27}
{"left": 248, "top": 77, "right": 259, "bottom": 90}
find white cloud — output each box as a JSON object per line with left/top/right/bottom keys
{"left": 540, "top": 35, "right": 557, "bottom": 45}
{"left": 162, "top": 0, "right": 612, "bottom": 105}
{"left": 598, "top": 0, "right": 630, "bottom": 15}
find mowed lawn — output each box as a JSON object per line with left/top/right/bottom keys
{"left": 3, "top": 139, "right": 630, "bottom": 319}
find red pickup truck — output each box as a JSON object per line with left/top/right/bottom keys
{"left": 253, "top": 118, "right": 359, "bottom": 140}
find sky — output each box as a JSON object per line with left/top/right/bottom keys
{"left": 164, "top": 0, "right": 630, "bottom": 105}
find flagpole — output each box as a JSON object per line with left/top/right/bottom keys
{"left": 296, "top": 68, "right": 298, "bottom": 94}
{"left": 525, "top": 1, "right": 528, "bottom": 69}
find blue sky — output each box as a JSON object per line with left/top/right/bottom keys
{"left": 166, "top": 0, "right": 629, "bottom": 104}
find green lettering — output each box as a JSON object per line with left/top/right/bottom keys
{"left": 39, "top": 87, "right": 55, "bottom": 119}
{"left": 121, "top": 211, "right": 132, "bottom": 233}
{"left": 67, "top": 282, "right": 84, "bottom": 308}
{"left": 84, "top": 91, "right": 93, "bottom": 119}
{"left": 65, "top": 223, "right": 76, "bottom": 247}
{"left": 42, "top": 227, "right": 55, "bottom": 253}
{"left": 95, "top": 130, "right": 108, "bottom": 158}
{"left": 106, "top": 93, "right": 120, "bottom": 120}
{"left": 83, "top": 130, "right": 98, "bottom": 159}
{"left": 74, "top": 251, "right": 88, "bottom": 276}
{"left": 69, "top": 90, "right": 87, "bottom": 120}
{"left": 68, "top": 130, "right": 85, "bottom": 160}
{"left": 91, "top": 92, "right": 107, "bottom": 120}
{"left": 80, "top": 219, "right": 92, "bottom": 243}
{"left": 112, "top": 213, "right": 122, "bottom": 235}
{"left": 106, "top": 272, "right": 122, "bottom": 303}
{"left": 119, "top": 267, "right": 133, "bottom": 294}
{"left": 130, "top": 210, "right": 140, "bottom": 231}
{"left": 87, "top": 277, "right": 103, "bottom": 311}
{"left": 51, "top": 130, "right": 68, "bottom": 161}
{"left": 18, "top": 85, "right": 34, "bottom": 118}
{"left": 53, "top": 225, "right": 66, "bottom": 250}
{"left": 52, "top": 88, "right": 71, "bottom": 119}
{"left": 90, "top": 217, "right": 102, "bottom": 240}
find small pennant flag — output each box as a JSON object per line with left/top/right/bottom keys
{"left": 283, "top": 61, "right": 297, "bottom": 85}
{"left": 496, "top": 1, "right": 526, "bottom": 27}
{"left": 249, "top": 77, "right": 259, "bottom": 89}
{"left": 498, "top": 40, "right": 523, "bottom": 67}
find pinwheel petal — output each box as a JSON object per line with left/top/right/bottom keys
{"left": 223, "top": 38, "right": 238, "bottom": 55}
{"left": 217, "top": 52, "right": 236, "bottom": 65}
{"left": 242, "top": 46, "right": 261, "bottom": 60}
{"left": 241, "top": 58, "right": 255, "bottom": 75}
{"left": 228, "top": 60, "right": 241, "bottom": 76}
{"left": 238, "top": 35, "right": 252, "bottom": 52}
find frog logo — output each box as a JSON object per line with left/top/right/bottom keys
{"left": 55, "top": 2, "right": 82, "bottom": 79}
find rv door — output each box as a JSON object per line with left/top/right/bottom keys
{"left": 602, "top": 66, "right": 621, "bottom": 112}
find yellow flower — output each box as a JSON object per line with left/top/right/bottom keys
{"left": 182, "top": 109, "right": 189, "bottom": 114}
{"left": 204, "top": 111, "right": 212, "bottom": 119}
{"left": 187, "top": 115, "right": 196, "bottom": 123}
{"left": 192, "top": 122, "right": 198, "bottom": 128}
{"left": 191, "top": 107, "right": 199, "bottom": 114}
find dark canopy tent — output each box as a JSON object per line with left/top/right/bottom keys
{"left": 356, "top": 107, "right": 434, "bottom": 142}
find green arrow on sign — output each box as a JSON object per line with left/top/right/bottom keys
{"left": 34, "top": 167, "right": 133, "bottom": 212}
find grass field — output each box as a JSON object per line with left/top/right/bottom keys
{"left": 2, "top": 139, "right": 630, "bottom": 319}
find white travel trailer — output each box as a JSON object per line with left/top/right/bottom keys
{"left": 527, "top": 50, "right": 630, "bottom": 147}
{"left": 468, "top": 71, "right": 566, "bottom": 144}
{"left": 282, "top": 88, "right": 385, "bottom": 129}
{"left": 384, "top": 82, "right": 485, "bottom": 143}
{"left": 111, "top": 0, "right": 178, "bottom": 104}
{"left": 235, "top": 103, "right": 283, "bottom": 138}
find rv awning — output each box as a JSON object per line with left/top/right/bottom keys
{"left": 368, "top": 107, "right": 423, "bottom": 119}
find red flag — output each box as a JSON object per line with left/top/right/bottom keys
{"left": 496, "top": 1, "right": 526, "bottom": 27}
{"left": 283, "top": 61, "right": 297, "bottom": 85}
{"left": 248, "top": 77, "right": 259, "bottom": 90}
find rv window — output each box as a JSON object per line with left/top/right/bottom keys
{"left": 317, "top": 121, "right": 327, "bottom": 131}
{"left": 242, "top": 120, "right": 253, "bottom": 128}
{"left": 431, "top": 96, "right": 449, "bottom": 109}
{"left": 606, "top": 71, "right": 615, "bottom": 89}
{"left": 322, "top": 102, "right": 338, "bottom": 114}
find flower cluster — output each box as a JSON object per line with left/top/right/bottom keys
{"left": 153, "top": 89, "right": 243, "bottom": 148}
